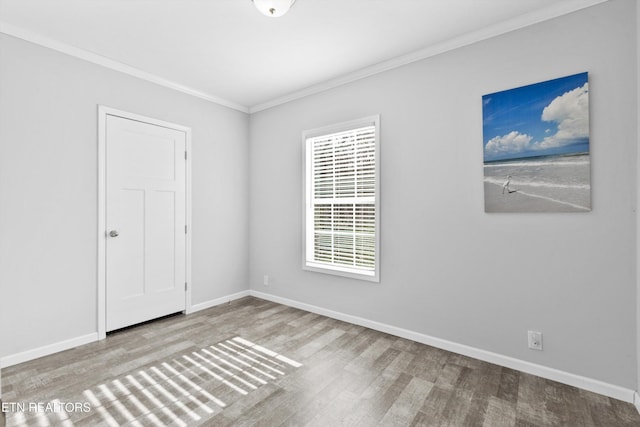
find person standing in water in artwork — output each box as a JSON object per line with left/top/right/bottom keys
{"left": 502, "top": 175, "right": 518, "bottom": 194}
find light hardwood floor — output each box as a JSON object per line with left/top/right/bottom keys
{"left": 2, "top": 297, "right": 639, "bottom": 426}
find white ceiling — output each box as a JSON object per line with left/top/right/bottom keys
{"left": 0, "top": 0, "right": 606, "bottom": 112}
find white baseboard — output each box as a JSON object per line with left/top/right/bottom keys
{"left": 249, "top": 290, "right": 636, "bottom": 404}
{"left": 634, "top": 392, "right": 640, "bottom": 415}
{"left": 0, "top": 333, "right": 98, "bottom": 369}
{"left": 188, "top": 290, "right": 251, "bottom": 314}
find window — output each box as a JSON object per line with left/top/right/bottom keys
{"left": 303, "top": 115, "right": 380, "bottom": 282}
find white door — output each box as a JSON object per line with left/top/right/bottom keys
{"left": 105, "top": 114, "right": 187, "bottom": 331}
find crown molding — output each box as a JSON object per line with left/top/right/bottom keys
{"left": 248, "top": 0, "right": 608, "bottom": 113}
{"left": 0, "top": 21, "right": 249, "bottom": 114}
{"left": 0, "top": 0, "right": 607, "bottom": 115}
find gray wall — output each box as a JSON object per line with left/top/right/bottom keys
{"left": 637, "top": 0, "right": 640, "bottom": 400}
{"left": 0, "top": 34, "right": 249, "bottom": 359}
{"left": 249, "top": 0, "right": 638, "bottom": 389}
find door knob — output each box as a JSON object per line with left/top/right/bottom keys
{"left": 109, "top": 230, "right": 119, "bottom": 238}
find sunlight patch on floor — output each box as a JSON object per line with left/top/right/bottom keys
{"left": 5, "top": 337, "right": 301, "bottom": 426}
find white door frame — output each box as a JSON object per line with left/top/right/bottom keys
{"left": 97, "top": 105, "right": 192, "bottom": 340}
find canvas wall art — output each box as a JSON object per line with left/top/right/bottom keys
{"left": 482, "top": 72, "right": 591, "bottom": 213}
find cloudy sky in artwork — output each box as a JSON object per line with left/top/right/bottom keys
{"left": 482, "top": 72, "right": 589, "bottom": 162}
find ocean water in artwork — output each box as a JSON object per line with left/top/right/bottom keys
{"left": 483, "top": 153, "right": 590, "bottom": 212}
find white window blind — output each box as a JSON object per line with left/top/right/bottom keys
{"left": 303, "top": 116, "right": 379, "bottom": 281}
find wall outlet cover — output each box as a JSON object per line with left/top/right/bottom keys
{"left": 528, "top": 330, "right": 543, "bottom": 351}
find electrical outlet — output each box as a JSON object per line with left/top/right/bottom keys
{"left": 528, "top": 330, "right": 543, "bottom": 351}
{"left": 263, "top": 275, "right": 269, "bottom": 286}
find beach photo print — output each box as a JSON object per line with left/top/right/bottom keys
{"left": 482, "top": 72, "right": 591, "bottom": 213}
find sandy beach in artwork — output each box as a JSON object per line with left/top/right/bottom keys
{"left": 484, "top": 182, "right": 586, "bottom": 213}
{"left": 483, "top": 153, "right": 591, "bottom": 213}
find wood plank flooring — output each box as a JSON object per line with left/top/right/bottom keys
{"left": 1, "top": 296, "right": 639, "bottom": 426}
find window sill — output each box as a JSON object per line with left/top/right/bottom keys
{"left": 303, "top": 262, "right": 379, "bottom": 283}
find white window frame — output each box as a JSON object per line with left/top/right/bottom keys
{"left": 302, "top": 115, "right": 380, "bottom": 282}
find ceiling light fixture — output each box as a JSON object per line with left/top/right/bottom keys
{"left": 252, "top": 0, "right": 296, "bottom": 17}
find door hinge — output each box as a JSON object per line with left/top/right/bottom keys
{"left": 185, "top": 225, "right": 187, "bottom": 234}
{"left": 185, "top": 151, "right": 187, "bottom": 160}
{"left": 185, "top": 282, "right": 188, "bottom": 291}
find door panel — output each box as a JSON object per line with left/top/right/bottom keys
{"left": 147, "top": 190, "right": 177, "bottom": 292}
{"left": 117, "top": 188, "right": 145, "bottom": 299}
{"left": 106, "top": 115, "right": 186, "bottom": 331}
